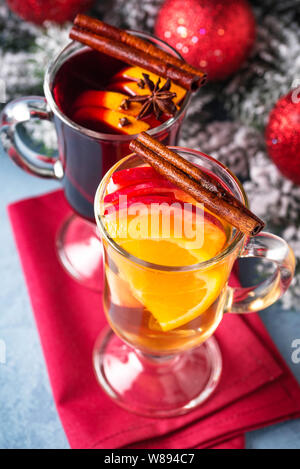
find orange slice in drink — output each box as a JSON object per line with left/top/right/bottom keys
{"left": 72, "top": 108, "right": 150, "bottom": 134}
{"left": 73, "top": 90, "right": 142, "bottom": 116}
{"left": 112, "top": 66, "right": 186, "bottom": 104}
{"left": 104, "top": 199, "right": 229, "bottom": 331}
{"left": 134, "top": 269, "right": 226, "bottom": 332}
{"left": 106, "top": 268, "right": 143, "bottom": 308}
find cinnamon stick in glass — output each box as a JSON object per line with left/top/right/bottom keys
{"left": 74, "top": 14, "right": 207, "bottom": 85}
{"left": 70, "top": 27, "right": 201, "bottom": 91}
{"left": 129, "top": 133, "right": 265, "bottom": 237}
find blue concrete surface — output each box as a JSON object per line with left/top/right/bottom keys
{"left": 0, "top": 144, "right": 299, "bottom": 449}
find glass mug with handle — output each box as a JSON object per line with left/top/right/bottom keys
{"left": 93, "top": 147, "right": 295, "bottom": 417}
{"left": 0, "top": 34, "right": 191, "bottom": 290}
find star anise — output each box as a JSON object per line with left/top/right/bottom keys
{"left": 127, "top": 74, "right": 177, "bottom": 120}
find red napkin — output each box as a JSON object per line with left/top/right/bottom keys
{"left": 8, "top": 189, "right": 300, "bottom": 449}
{"left": 209, "top": 435, "right": 245, "bottom": 449}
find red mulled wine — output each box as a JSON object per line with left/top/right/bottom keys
{"left": 51, "top": 46, "right": 187, "bottom": 221}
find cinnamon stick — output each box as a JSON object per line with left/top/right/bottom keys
{"left": 69, "top": 27, "right": 202, "bottom": 91}
{"left": 129, "top": 134, "right": 265, "bottom": 237}
{"left": 74, "top": 14, "right": 207, "bottom": 85}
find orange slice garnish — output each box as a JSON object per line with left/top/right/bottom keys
{"left": 73, "top": 90, "right": 142, "bottom": 116}
{"left": 104, "top": 201, "right": 229, "bottom": 331}
{"left": 112, "top": 66, "right": 186, "bottom": 105}
{"left": 73, "top": 107, "right": 150, "bottom": 134}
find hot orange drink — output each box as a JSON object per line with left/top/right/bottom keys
{"left": 93, "top": 124, "right": 294, "bottom": 417}
{"left": 101, "top": 163, "right": 234, "bottom": 354}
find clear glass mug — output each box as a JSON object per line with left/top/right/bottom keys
{"left": 93, "top": 148, "right": 295, "bottom": 417}
{"left": 0, "top": 34, "right": 191, "bottom": 290}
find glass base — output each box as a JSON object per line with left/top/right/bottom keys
{"left": 56, "top": 214, "right": 103, "bottom": 291}
{"left": 93, "top": 327, "right": 222, "bottom": 418}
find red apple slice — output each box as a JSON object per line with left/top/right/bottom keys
{"left": 104, "top": 194, "right": 178, "bottom": 215}
{"left": 108, "top": 166, "right": 165, "bottom": 193}
{"left": 104, "top": 180, "right": 178, "bottom": 205}
{"left": 105, "top": 194, "right": 216, "bottom": 225}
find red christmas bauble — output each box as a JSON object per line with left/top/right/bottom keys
{"left": 266, "top": 91, "right": 300, "bottom": 185}
{"left": 6, "top": 0, "right": 94, "bottom": 25}
{"left": 155, "top": 0, "right": 256, "bottom": 81}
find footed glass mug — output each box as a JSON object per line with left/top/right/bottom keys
{"left": 0, "top": 34, "right": 190, "bottom": 290}
{"left": 93, "top": 148, "right": 295, "bottom": 417}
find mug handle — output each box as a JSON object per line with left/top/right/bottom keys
{"left": 0, "top": 96, "right": 63, "bottom": 179}
{"left": 225, "top": 232, "right": 295, "bottom": 313}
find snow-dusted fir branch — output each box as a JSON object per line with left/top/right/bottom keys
{"left": 244, "top": 151, "right": 300, "bottom": 227}
{"left": 0, "top": 5, "right": 70, "bottom": 99}
{"left": 223, "top": 10, "right": 300, "bottom": 128}
{"left": 96, "top": 0, "right": 164, "bottom": 30}
{"left": 0, "top": 5, "right": 68, "bottom": 151}
{"left": 179, "top": 120, "right": 260, "bottom": 180}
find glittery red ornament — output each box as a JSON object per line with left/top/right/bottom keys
{"left": 266, "top": 91, "right": 300, "bottom": 185}
{"left": 155, "top": 0, "right": 256, "bottom": 81}
{"left": 6, "top": 0, "right": 94, "bottom": 25}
